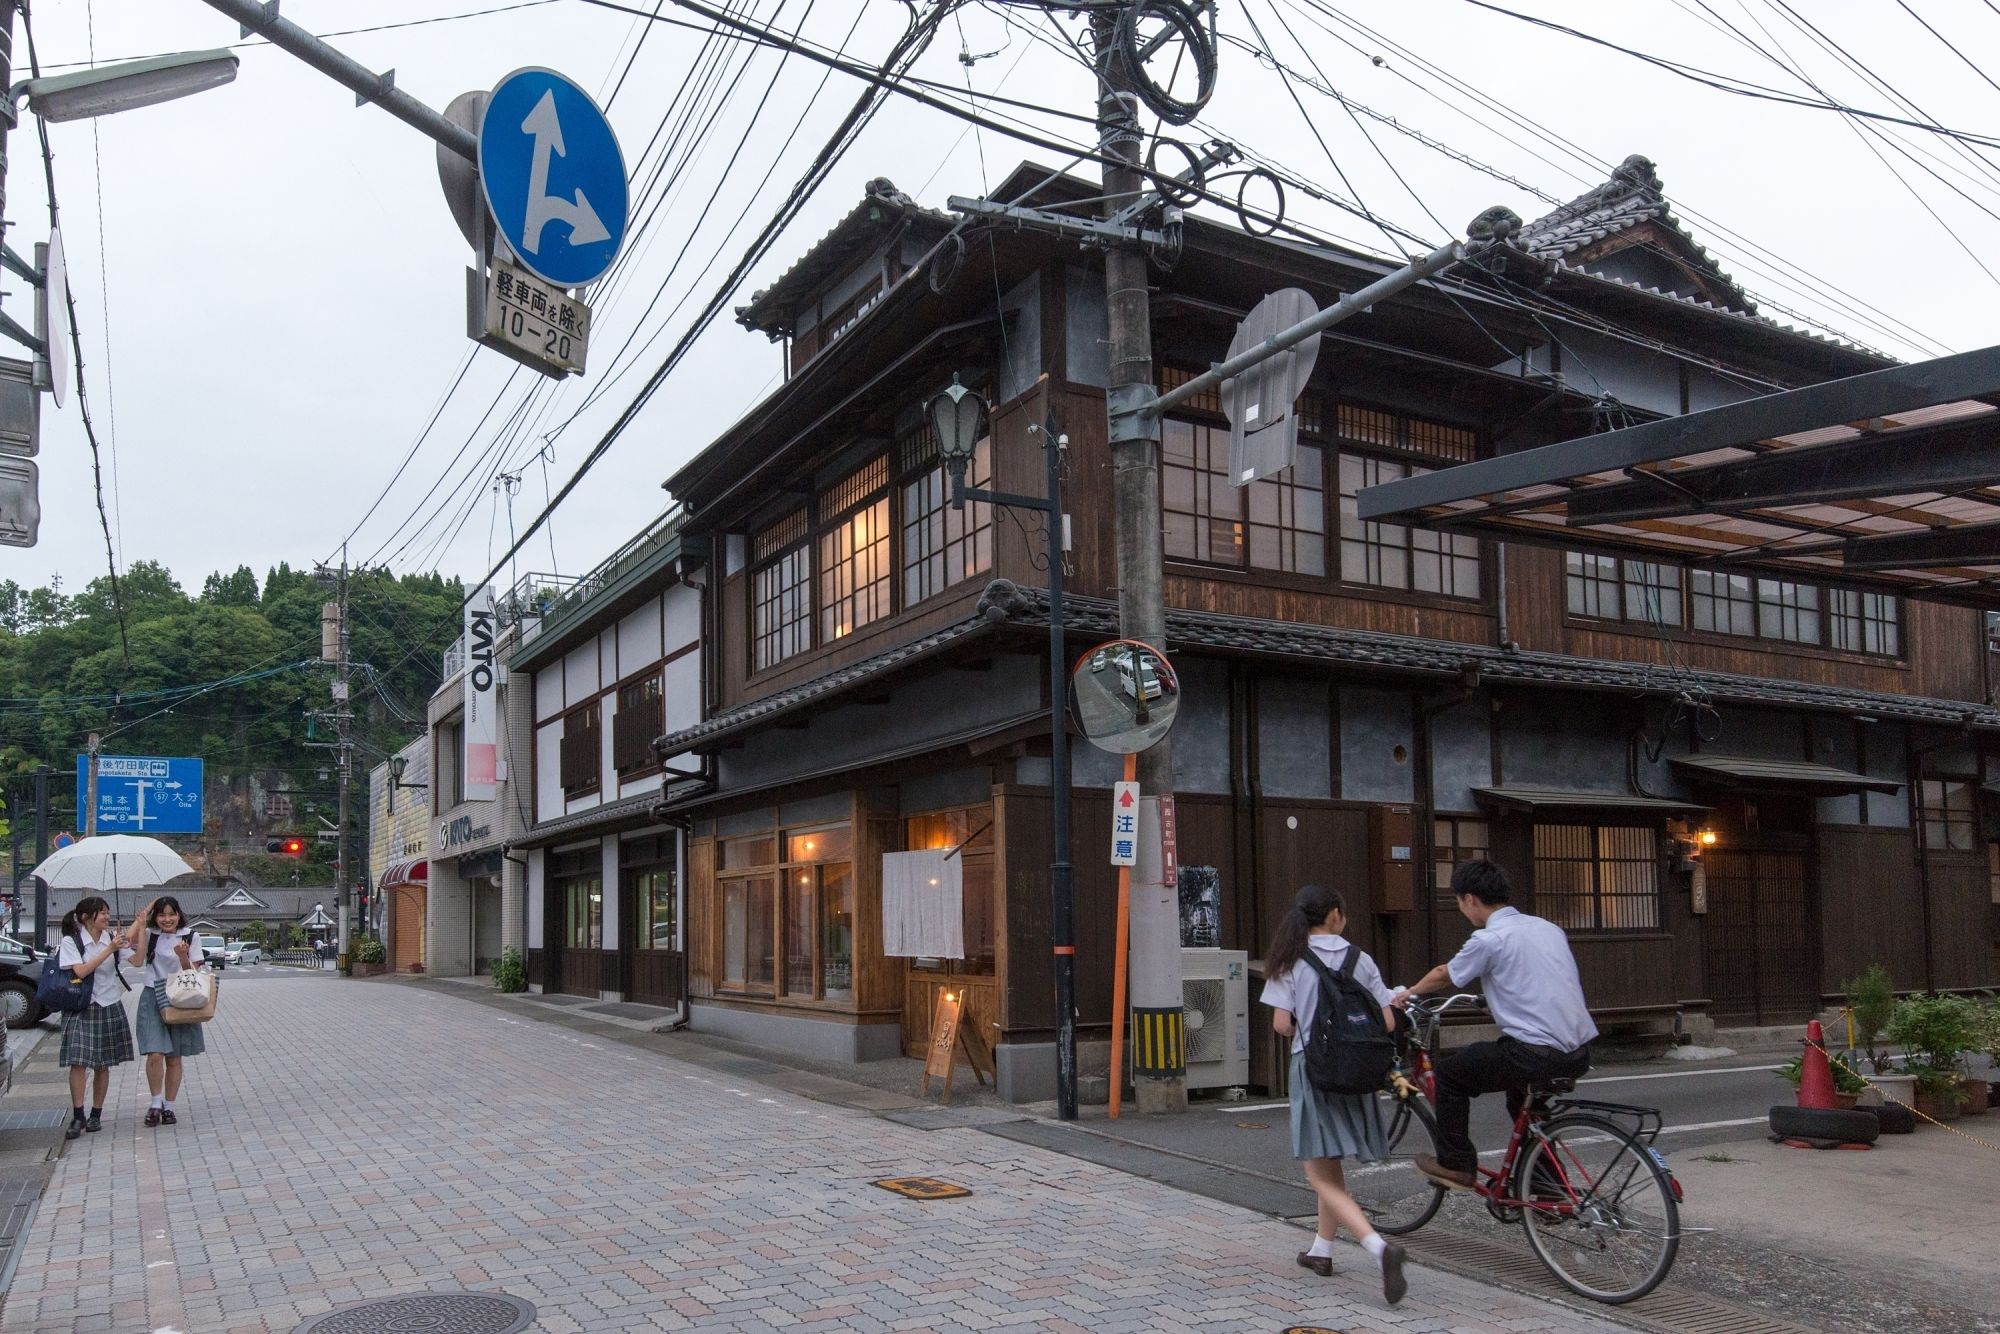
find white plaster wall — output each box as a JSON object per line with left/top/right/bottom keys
{"left": 535, "top": 663, "right": 564, "bottom": 721}
{"left": 535, "top": 722, "right": 562, "bottom": 822}
{"left": 664, "top": 585, "right": 699, "bottom": 653}
{"left": 564, "top": 641, "right": 598, "bottom": 701}
{"left": 618, "top": 598, "right": 662, "bottom": 676}
{"left": 663, "top": 654, "right": 699, "bottom": 735}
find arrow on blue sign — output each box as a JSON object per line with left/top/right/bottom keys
{"left": 77, "top": 754, "right": 204, "bottom": 834}
{"left": 480, "top": 68, "right": 628, "bottom": 289}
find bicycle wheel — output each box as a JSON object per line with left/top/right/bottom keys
{"left": 1517, "top": 1114, "right": 1679, "bottom": 1304}
{"left": 1346, "top": 1093, "right": 1447, "bottom": 1235}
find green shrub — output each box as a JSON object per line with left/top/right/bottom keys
{"left": 492, "top": 947, "right": 527, "bottom": 994}
{"left": 1843, "top": 963, "right": 1896, "bottom": 1073}
{"left": 1885, "top": 992, "right": 1983, "bottom": 1075}
{"left": 1904, "top": 1062, "right": 1968, "bottom": 1109}
{"left": 353, "top": 934, "right": 386, "bottom": 965}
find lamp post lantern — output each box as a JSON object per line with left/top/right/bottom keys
{"left": 926, "top": 375, "right": 1079, "bottom": 1121}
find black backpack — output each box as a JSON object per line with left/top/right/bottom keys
{"left": 1301, "top": 945, "right": 1396, "bottom": 1096}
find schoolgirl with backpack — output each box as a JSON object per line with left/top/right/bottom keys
{"left": 47, "top": 895, "right": 142, "bottom": 1140}
{"left": 1259, "top": 884, "right": 1408, "bottom": 1306}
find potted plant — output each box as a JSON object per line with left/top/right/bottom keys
{"left": 1886, "top": 992, "right": 1983, "bottom": 1123}
{"left": 1906, "top": 1064, "right": 1966, "bottom": 1121}
{"left": 492, "top": 947, "right": 527, "bottom": 994}
{"left": 351, "top": 935, "right": 387, "bottom": 977}
{"left": 1777, "top": 1052, "right": 1869, "bottom": 1110}
{"left": 1843, "top": 964, "right": 1897, "bottom": 1074}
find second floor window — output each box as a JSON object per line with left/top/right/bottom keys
{"left": 901, "top": 425, "right": 993, "bottom": 605}
{"left": 1162, "top": 417, "right": 1327, "bottom": 576}
{"left": 751, "top": 509, "right": 810, "bottom": 672}
{"left": 613, "top": 674, "right": 664, "bottom": 775}
{"left": 559, "top": 704, "right": 601, "bottom": 797}
{"left": 1566, "top": 554, "right": 1683, "bottom": 626}
{"left": 1831, "top": 588, "right": 1900, "bottom": 655}
{"left": 1337, "top": 454, "right": 1480, "bottom": 596}
{"left": 1920, "top": 778, "right": 1976, "bottom": 852}
{"left": 816, "top": 456, "right": 891, "bottom": 642}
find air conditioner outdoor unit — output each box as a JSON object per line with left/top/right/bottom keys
{"left": 1181, "top": 947, "right": 1250, "bottom": 1091}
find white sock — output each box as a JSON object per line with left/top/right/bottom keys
{"left": 163, "top": 1100, "right": 175, "bottom": 1112}
{"left": 150, "top": 1095, "right": 163, "bottom": 1109}
{"left": 1361, "top": 1233, "right": 1389, "bottom": 1262}
{"left": 1307, "top": 1235, "right": 1336, "bottom": 1258}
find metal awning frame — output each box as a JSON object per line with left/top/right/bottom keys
{"left": 1355, "top": 345, "right": 2000, "bottom": 606}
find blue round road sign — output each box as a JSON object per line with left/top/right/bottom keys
{"left": 479, "top": 68, "right": 628, "bottom": 289}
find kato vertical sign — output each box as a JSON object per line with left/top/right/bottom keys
{"left": 463, "top": 587, "right": 498, "bottom": 801}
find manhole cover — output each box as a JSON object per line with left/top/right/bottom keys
{"left": 873, "top": 1176, "right": 971, "bottom": 1200}
{"left": 295, "top": 1292, "right": 536, "bottom": 1334}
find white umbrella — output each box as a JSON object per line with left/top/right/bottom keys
{"left": 30, "top": 835, "right": 196, "bottom": 914}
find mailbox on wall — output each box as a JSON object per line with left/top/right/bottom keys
{"left": 1370, "top": 804, "right": 1417, "bottom": 912}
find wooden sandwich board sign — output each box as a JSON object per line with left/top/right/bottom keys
{"left": 921, "top": 987, "right": 995, "bottom": 1103}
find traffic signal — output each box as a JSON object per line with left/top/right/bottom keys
{"left": 264, "top": 837, "right": 306, "bottom": 856}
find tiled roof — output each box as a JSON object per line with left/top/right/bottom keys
{"left": 656, "top": 581, "right": 2000, "bottom": 755}
{"left": 514, "top": 791, "right": 665, "bottom": 848}
{"left": 734, "top": 178, "right": 952, "bottom": 336}
{"left": 1518, "top": 154, "right": 1754, "bottom": 315}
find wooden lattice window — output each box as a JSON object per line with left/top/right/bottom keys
{"left": 1533, "top": 824, "right": 1660, "bottom": 932}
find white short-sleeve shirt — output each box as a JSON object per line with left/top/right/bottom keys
{"left": 1259, "top": 934, "right": 1395, "bottom": 1054}
{"left": 55, "top": 927, "right": 134, "bottom": 1007}
{"left": 1447, "top": 906, "right": 1599, "bottom": 1052}
{"left": 139, "top": 929, "right": 204, "bottom": 986}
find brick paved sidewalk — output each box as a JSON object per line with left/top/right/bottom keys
{"left": 0, "top": 973, "right": 1621, "bottom": 1334}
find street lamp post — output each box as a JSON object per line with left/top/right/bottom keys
{"left": 927, "top": 376, "right": 1079, "bottom": 1122}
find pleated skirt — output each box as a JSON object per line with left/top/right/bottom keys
{"left": 1289, "top": 1050, "right": 1388, "bottom": 1162}
{"left": 135, "top": 983, "right": 207, "bottom": 1058}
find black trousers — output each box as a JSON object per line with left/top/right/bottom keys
{"left": 1433, "top": 1036, "right": 1591, "bottom": 1172}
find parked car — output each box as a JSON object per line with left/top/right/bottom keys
{"left": 0, "top": 955, "right": 43, "bottom": 1029}
{"left": 223, "top": 940, "right": 261, "bottom": 966}
{"left": 0, "top": 933, "right": 38, "bottom": 960}
{"left": 197, "top": 935, "right": 228, "bottom": 970}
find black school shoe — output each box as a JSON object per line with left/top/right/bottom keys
{"left": 83, "top": 1111, "right": 103, "bottom": 1134}
{"left": 64, "top": 1115, "right": 83, "bottom": 1140}
{"left": 1381, "top": 1241, "right": 1408, "bottom": 1305}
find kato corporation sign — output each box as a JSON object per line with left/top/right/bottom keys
{"left": 478, "top": 68, "right": 628, "bottom": 290}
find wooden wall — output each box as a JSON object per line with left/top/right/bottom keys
{"left": 1818, "top": 826, "right": 1925, "bottom": 993}
{"left": 1505, "top": 544, "right": 1987, "bottom": 704}
{"left": 1927, "top": 850, "right": 1996, "bottom": 990}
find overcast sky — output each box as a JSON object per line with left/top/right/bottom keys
{"left": 11, "top": 0, "right": 1997, "bottom": 601}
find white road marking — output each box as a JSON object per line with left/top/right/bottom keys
{"left": 1583, "top": 1064, "right": 1785, "bottom": 1084}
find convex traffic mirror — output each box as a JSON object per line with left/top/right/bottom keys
{"left": 1071, "top": 638, "right": 1179, "bottom": 754}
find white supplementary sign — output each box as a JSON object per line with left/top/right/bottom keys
{"left": 471, "top": 256, "right": 590, "bottom": 379}
{"left": 1111, "top": 781, "right": 1139, "bottom": 866}
{"left": 463, "top": 587, "right": 498, "bottom": 801}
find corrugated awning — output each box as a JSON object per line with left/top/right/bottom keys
{"left": 1356, "top": 345, "right": 2000, "bottom": 610}
{"left": 377, "top": 859, "right": 427, "bottom": 888}
{"left": 1472, "top": 787, "right": 1707, "bottom": 814}
{"left": 1669, "top": 755, "right": 1900, "bottom": 795}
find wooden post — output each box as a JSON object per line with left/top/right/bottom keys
{"left": 1108, "top": 751, "right": 1138, "bottom": 1118}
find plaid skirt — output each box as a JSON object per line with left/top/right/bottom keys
{"left": 59, "top": 1000, "right": 135, "bottom": 1069}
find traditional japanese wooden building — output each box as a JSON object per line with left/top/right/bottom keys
{"left": 655, "top": 159, "right": 2000, "bottom": 1101}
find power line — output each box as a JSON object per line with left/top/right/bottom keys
{"left": 37, "top": 1, "right": 565, "bottom": 71}
{"left": 20, "top": 5, "right": 127, "bottom": 664}
{"left": 1454, "top": 0, "right": 2000, "bottom": 149}
{"left": 466, "top": 0, "right": 951, "bottom": 603}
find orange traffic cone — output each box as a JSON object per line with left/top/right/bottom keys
{"left": 1797, "top": 1019, "right": 1838, "bottom": 1110}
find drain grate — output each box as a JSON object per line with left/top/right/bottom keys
{"left": 294, "top": 1292, "right": 536, "bottom": 1334}
{"left": 1402, "top": 1227, "right": 1821, "bottom": 1334}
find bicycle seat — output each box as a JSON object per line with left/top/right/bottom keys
{"left": 1530, "top": 1076, "right": 1578, "bottom": 1095}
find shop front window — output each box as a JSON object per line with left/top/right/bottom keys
{"left": 562, "top": 876, "right": 602, "bottom": 950}
{"left": 721, "top": 875, "right": 775, "bottom": 991}
{"left": 635, "top": 867, "right": 675, "bottom": 950}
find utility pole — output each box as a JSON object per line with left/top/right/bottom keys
{"left": 318, "top": 552, "right": 354, "bottom": 974}
{"left": 1092, "top": 12, "right": 1185, "bottom": 1115}
{"left": 83, "top": 733, "right": 100, "bottom": 838}
{"left": 31, "top": 763, "right": 47, "bottom": 948}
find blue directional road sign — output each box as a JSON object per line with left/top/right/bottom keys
{"left": 479, "top": 68, "right": 628, "bottom": 289}
{"left": 76, "top": 754, "right": 204, "bottom": 835}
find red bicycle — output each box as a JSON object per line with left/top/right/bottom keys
{"left": 1345, "top": 994, "right": 1684, "bottom": 1304}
